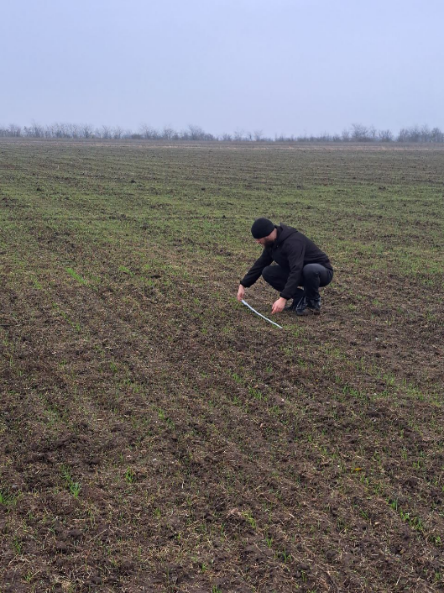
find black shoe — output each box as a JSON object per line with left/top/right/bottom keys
{"left": 295, "top": 296, "right": 309, "bottom": 316}
{"left": 307, "top": 297, "right": 321, "bottom": 315}
{"left": 284, "top": 299, "right": 298, "bottom": 311}
{"left": 292, "top": 296, "right": 321, "bottom": 316}
{"left": 284, "top": 289, "right": 305, "bottom": 311}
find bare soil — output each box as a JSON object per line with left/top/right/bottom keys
{"left": 1, "top": 140, "right": 443, "bottom": 592}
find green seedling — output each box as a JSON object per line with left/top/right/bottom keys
{"left": 13, "top": 536, "right": 22, "bottom": 555}
{"left": 66, "top": 267, "right": 87, "bottom": 284}
{"left": 118, "top": 265, "right": 134, "bottom": 276}
{"left": 243, "top": 511, "right": 257, "bottom": 529}
{"left": 0, "top": 489, "right": 18, "bottom": 507}
{"left": 125, "top": 468, "right": 136, "bottom": 483}
{"left": 61, "top": 466, "right": 81, "bottom": 498}
{"left": 248, "top": 386, "right": 263, "bottom": 400}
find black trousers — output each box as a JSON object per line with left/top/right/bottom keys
{"left": 262, "top": 263, "right": 333, "bottom": 301}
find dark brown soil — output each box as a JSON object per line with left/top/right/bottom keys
{"left": 1, "top": 140, "right": 443, "bottom": 592}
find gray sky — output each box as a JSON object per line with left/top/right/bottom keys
{"left": 1, "top": 0, "right": 443, "bottom": 137}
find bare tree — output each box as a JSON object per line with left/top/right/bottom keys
{"left": 351, "top": 123, "right": 370, "bottom": 141}
{"left": 396, "top": 124, "right": 444, "bottom": 143}
{"left": 253, "top": 130, "right": 263, "bottom": 141}
{"left": 397, "top": 126, "right": 421, "bottom": 142}
{"left": 397, "top": 128, "right": 409, "bottom": 142}
{"left": 420, "top": 124, "right": 431, "bottom": 142}
{"left": 378, "top": 129, "right": 393, "bottom": 142}
{"left": 5, "top": 119, "right": 444, "bottom": 144}
{"left": 187, "top": 124, "right": 205, "bottom": 140}
{"left": 71, "top": 124, "right": 81, "bottom": 138}
{"left": 233, "top": 129, "right": 246, "bottom": 141}
{"left": 8, "top": 124, "right": 22, "bottom": 137}
{"left": 24, "top": 121, "right": 45, "bottom": 138}
{"left": 100, "top": 125, "right": 112, "bottom": 139}
{"left": 112, "top": 126, "right": 124, "bottom": 139}
{"left": 81, "top": 124, "right": 94, "bottom": 139}
{"left": 409, "top": 125, "right": 421, "bottom": 142}
{"left": 318, "top": 131, "right": 332, "bottom": 141}
{"left": 430, "top": 127, "right": 444, "bottom": 142}
{"left": 51, "top": 122, "right": 69, "bottom": 138}
{"left": 139, "top": 124, "right": 159, "bottom": 139}
{"left": 162, "top": 126, "right": 175, "bottom": 140}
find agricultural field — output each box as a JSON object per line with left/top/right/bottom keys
{"left": 0, "top": 139, "right": 443, "bottom": 592}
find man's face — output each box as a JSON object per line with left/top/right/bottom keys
{"left": 256, "top": 229, "right": 276, "bottom": 248}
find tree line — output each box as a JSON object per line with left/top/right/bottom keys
{"left": 1, "top": 122, "right": 443, "bottom": 143}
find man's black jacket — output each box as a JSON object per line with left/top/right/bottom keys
{"left": 240, "top": 223, "right": 333, "bottom": 300}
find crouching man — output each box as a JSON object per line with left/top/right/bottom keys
{"left": 237, "top": 218, "right": 333, "bottom": 316}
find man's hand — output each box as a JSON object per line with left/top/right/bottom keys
{"left": 237, "top": 284, "right": 246, "bottom": 302}
{"left": 271, "top": 297, "right": 287, "bottom": 315}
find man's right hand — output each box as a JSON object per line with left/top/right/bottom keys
{"left": 237, "top": 284, "right": 245, "bottom": 302}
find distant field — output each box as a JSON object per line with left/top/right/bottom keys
{"left": 1, "top": 139, "right": 443, "bottom": 592}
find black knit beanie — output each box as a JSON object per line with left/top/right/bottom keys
{"left": 251, "top": 218, "right": 275, "bottom": 239}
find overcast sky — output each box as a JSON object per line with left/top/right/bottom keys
{"left": 1, "top": 0, "right": 443, "bottom": 137}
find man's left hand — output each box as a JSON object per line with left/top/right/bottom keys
{"left": 271, "top": 297, "right": 287, "bottom": 315}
